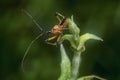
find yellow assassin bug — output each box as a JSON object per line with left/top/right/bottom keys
{"left": 21, "top": 9, "right": 68, "bottom": 72}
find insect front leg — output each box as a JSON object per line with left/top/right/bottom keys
{"left": 55, "top": 12, "right": 65, "bottom": 24}
{"left": 55, "top": 12, "right": 65, "bottom": 18}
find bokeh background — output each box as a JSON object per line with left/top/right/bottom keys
{"left": 0, "top": 0, "right": 120, "bottom": 80}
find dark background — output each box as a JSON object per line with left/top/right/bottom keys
{"left": 0, "top": 0, "right": 120, "bottom": 80}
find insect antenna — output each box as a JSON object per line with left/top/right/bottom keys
{"left": 21, "top": 33, "right": 44, "bottom": 72}
{"left": 21, "top": 9, "right": 43, "bottom": 31}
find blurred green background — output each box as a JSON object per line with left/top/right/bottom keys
{"left": 0, "top": 0, "right": 120, "bottom": 80}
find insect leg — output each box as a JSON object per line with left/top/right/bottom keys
{"left": 21, "top": 33, "right": 44, "bottom": 72}
{"left": 56, "top": 34, "right": 63, "bottom": 45}
{"left": 56, "top": 16, "right": 61, "bottom": 23}
{"left": 57, "top": 34, "right": 62, "bottom": 42}
{"left": 45, "top": 35, "right": 58, "bottom": 46}
{"left": 55, "top": 12, "right": 66, "bottom": 24}
{"left": 55, "top": 12, "right": 65, "bottom": 18}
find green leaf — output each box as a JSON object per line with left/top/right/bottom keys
{"left": 77, "top": 75, "right": 106, "bottom": 80}
{"left": 62, "top": 34, "right": 77, "bottom": 49}
{"left": 58, "top": 44, "right": 71, "bottom": 80}
{"left": 67, "top": 16, "right": 80, "bottom": 40}
{"left": 77, "top": 33, "right": 103, "bottom": 51}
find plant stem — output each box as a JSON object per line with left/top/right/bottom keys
{"left": 70, "top": 51, "right": 81, "bottom": 80}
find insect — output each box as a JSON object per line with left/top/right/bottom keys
{"left": 21, "top": 9, "right": 68, "bottom": 72}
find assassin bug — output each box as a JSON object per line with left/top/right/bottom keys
{"left": 21, "top": 9, "right": 68, "bottom": 72}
